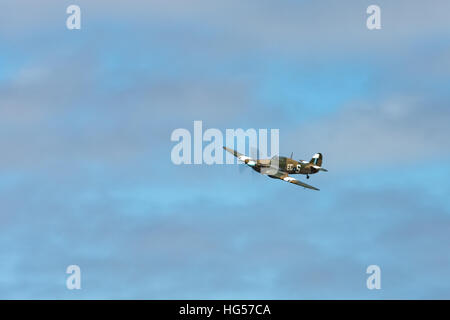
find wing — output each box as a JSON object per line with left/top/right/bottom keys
{"left": 223, "top": 146, "right": 244, "bottom": 158}
{"left": 269, "top": 172, "right": 320, "bottom": 191}
{"left": 223, "top": 146, "right": 257, "bottom": 165}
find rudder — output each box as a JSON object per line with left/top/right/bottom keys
{"left": 309, "top": 153, "right": 323, "bottom": 166}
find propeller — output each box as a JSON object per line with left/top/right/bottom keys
{"left": 236, "top": 146, "right": 260, "bottom": 176}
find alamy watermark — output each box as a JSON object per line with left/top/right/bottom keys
{"left": 366, "top": 5, "right": 381, "bottom": 30}
{"left": 366, "top": 265, "right": 381, "bottom": 290}
{"left": 66, "top": 5, "right": 381, "bottom": 32}
{"left": 66, "top": 5, "right": 81, "bottom": 30}
{"left": 66, "top": 265, "right": 81, "bottom": 290}
{"left": 170, "top": 121, "right": 280, "bottom": 165}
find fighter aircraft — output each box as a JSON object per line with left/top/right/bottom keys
{"left": 223, "top": 147, "right": 327, "bottom": 191}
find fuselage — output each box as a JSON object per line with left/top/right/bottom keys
{"left": 251, "top": 156, "right": 319, "bottom": 175}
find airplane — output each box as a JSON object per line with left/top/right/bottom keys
{"left": 223, "top": 147, "right": 328, "bottom": 191}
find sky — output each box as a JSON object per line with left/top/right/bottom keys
{"left": 1, "top": 0, "right": 450, "bottom": 299}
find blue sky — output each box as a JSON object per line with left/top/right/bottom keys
{"left": 1, "top": 0, "right": 450, "bottom": 299}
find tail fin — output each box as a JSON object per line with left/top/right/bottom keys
{"left": 309, "top": 153, "right": 323, "bottom": 166}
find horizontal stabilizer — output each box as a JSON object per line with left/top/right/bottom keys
{"left": 312, "top": 165, "right": 328, "bottom": 172}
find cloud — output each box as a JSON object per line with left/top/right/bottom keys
{"left": 2, "top": 166, "right": 449, "bottom": 298}
{"left": 1, "top": 0, "right": 450, "bottom": 299}
{"left": 282, "top": 94, "right": 450, "bottom": 170}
